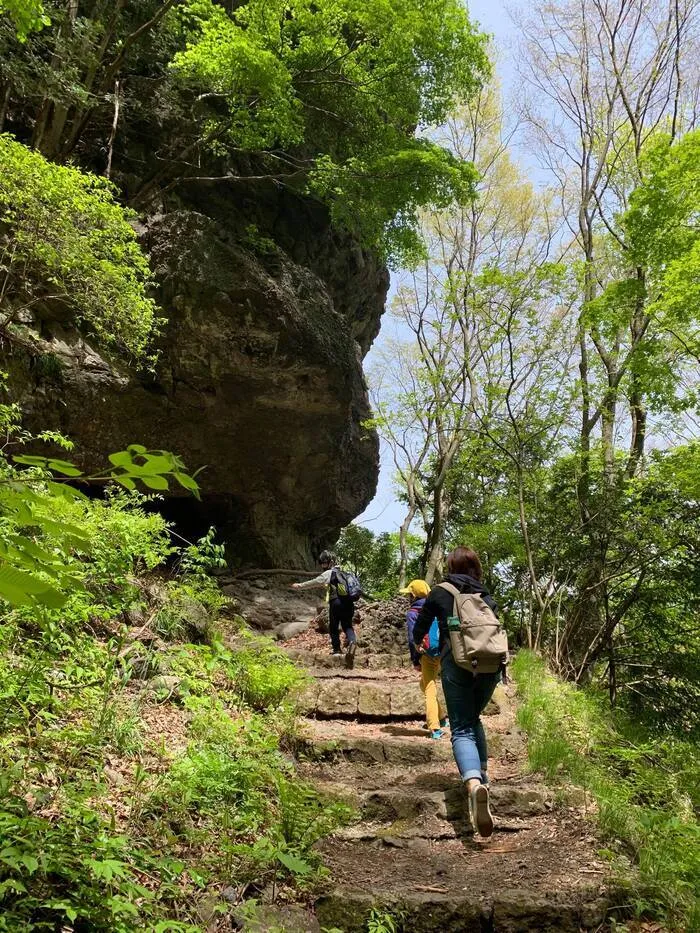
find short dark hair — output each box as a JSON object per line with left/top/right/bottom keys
{"left": 446, "top": 546, "right": 482, "bottom": 580}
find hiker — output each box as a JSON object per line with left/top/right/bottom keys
{"left": 412, "top": 547, "right": 507, "bottom": 838}
{"left": 291, "top": 551, "right": 358, "bottom": 660}
{"left": 400, "top": 579, "right": 448, "bottom": 740}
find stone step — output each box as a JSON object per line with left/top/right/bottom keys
{"left": 315, "top": 888, "right": 610, "bottom": 932}
{"left": 295, "top": 679, "right": 509, "bottom": 720}
{"left": 326, "top": 781, "right": 552, "bottom": 824}
{"left": 334, "top": 813, "right": 531, "bottom": 842}
{"left": 296, "top": 717, "right": 525, "bottom": 765}
{"left": 285, "top": 648, "right": 410, "bottom": 671}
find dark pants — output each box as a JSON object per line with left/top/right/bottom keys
{"left": 440, "top": 649, "right": 500, "bottom": 782}
{"left": 329, "top": 598, "right": 356, "bottom": 652}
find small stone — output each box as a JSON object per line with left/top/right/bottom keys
{"left": 148, "top": 674, "right": 182, "bottom": 698}
{"left": 104, "top": 766, "right": 124, "bottom": 786}
{"left": 275, "top": 620, "right": 310, "bottom": 641}
{"left": 381, "top": 836, "right": 406, "bottom": 848}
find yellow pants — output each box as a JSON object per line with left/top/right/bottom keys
{"left": 420, "top": 655, "right": 446, "bottom": 731}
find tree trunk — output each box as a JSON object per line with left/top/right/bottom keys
{"left": 424, "top": 483, "right": 447, "bottom": 584}
{"left": 0, "top": 83, "right": 10, "bottom": 133}
{"left": 397, "top": 502, "right": 417, "bottom": 589}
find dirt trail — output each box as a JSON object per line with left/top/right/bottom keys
{"left": 283, "top": 629, "right": 615, "bottom": 932}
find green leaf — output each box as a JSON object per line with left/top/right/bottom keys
{"left": 139, "top": 474, "right": 169, "bottom": 490}
{"left": 21, "top": 853, "right": 39, "bottom": 874}
{"left": 45, "top": 481, "right": 88, "bottom": 501}
{"left": 12, "top": 454, "right": 49, "bottom": 467}
{"left": 173, "top": 472, "right": 199, "bottom": 492}
{"left": 113, "top": 475, "right": 136, "bottom": 490}
{"left": 47, "top": 458, "right": 83, "bottom": 477}
{"left": 276, "top": 850, "right": 313, "bottom": 875}
{"left": 0, "top": 563, "right": 67, "bottom": 607}
{"left": 127, "top": 444, "right": 147, "bottom": 454}
{"left": 108, "top": 451, "right": 134, "bottom": 468}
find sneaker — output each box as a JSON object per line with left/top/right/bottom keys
{"left": 469, "top": 783, "right": 494, "bottom": 838}
{"left": 330, "top": 650, "right": 343, "bottom": 656}
{"left": 439, "top": 717, "right": 449, "bottom": 728}
{"left": 430, "top": 729, "right": 443, "bottom": 740}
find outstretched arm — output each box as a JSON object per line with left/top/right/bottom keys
{"left": 291, "top": 569, "right": 333, "bottom": 590}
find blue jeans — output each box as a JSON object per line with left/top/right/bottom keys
{"left": 440, "top": 649, "right": 501, "bottom": 783}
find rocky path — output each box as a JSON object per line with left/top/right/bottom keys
{"left": 283, "top": 636, "right": 615, "bottom": 932}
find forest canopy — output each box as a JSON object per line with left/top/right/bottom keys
{"left": 0, "top": 0, "right": 489, "bottom": 264}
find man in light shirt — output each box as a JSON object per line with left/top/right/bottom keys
{"left": 291, "top": 550, "right": 357, "bottom": 660}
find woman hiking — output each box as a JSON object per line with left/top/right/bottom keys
{"left": 412, "top": 546, "right": 502, "bottom": 838}
{"left": 291, "top": 551, "right": 357, "bottom": 661}
{"left": 401, "top": 579, "right": 448, "bottom": 740}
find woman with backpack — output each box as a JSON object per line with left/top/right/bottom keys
{"left": 400, "top": 579, "right": 448, "bottom": 740}
{"left": 412, "top": 547, "right": 506, "bottom": 838}
{"left": 291, "top": 550, "right": 358, "bottom": 660}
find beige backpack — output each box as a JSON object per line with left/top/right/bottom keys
{"left": 438, "top": 582, "right": 508, "bottom": 675}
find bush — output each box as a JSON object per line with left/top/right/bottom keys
{"left": 513, "top": 651, "right": 700, "bottom": 930}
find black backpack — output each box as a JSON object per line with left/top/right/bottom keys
{"left": 331, "top": 568, "right": 362, "bottom": 602}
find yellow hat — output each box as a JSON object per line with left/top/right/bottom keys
{"left": 399, "top": 579, "right": 430, "bottom": 598}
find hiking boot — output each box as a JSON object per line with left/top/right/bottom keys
{"left": 345, "top": 642, "right": 356, "bottom": 668}
{"left": 469, "top": 783, "right": 494, "bottom": 838}
{"left": 430, "top": 729, "right": 443, "bottom": 740}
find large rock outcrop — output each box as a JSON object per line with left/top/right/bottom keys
{"left": 8, "top": 187, "right": 388, "bottom": 567}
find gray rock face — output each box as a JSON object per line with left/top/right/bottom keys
{"left": 9, "top": 204, "right": 387, "bottom": 567}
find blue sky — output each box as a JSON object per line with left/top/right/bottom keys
{"left": 353, "top": 0, "right": 528, "bottom": 535}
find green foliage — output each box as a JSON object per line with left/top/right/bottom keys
{"left": 367, "top": 907, "right": 404, "bottom": 932}
{"left": 0, "top": 135, "right": 160, "bottom": 360}
{"left": 170, "top": 0, "right": 488, "bottom": 263}
{"left": 227, "top": 633, "right": 307, "bottom": 710}
{"left": 2, "top": 0, "right": 488, "bottom": 263}
{"left": 336, "top": 524, "right": 422, "bottom": 597}
{"left": 176, "top": 526, "right": 227, "bottom": 579}
{"left": 0, "top": 0, "right": 47, "bottom": 40}
{"left": 1, "top": 500, "right": 340, "bottom": 928}
{"left": 0, "top": 447, "right": 197, "bottom": 612}
{"left": 513, "top": 652, "right": 700, "bottom": 929}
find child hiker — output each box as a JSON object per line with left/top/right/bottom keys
{"left": 401, "top": 579, "right": 448, "bottom": 740}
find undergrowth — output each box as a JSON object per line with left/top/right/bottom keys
{"left": 513, "top": 651, "right": 699, "bottom": 931}
{"left": 0, "top": 481, "right": 350, "bottom": 929}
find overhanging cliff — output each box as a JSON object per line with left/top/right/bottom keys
{"left": 9, "top": 185, "right": 388, "bottom": 567}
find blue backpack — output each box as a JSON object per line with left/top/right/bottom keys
{"left": 421, "top": 617, "right": 441, "bottom": 657}
{"left": 331, "top": 568, "right": 362, "bottom": 602}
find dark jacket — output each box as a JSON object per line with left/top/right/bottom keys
{"left": 413, "top": 574, "right": 498, "bottom": 652}
{"left": 405, "top": 596, "right": 426, "bottom": 667}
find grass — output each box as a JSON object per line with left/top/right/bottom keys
{"left": 512, "top": 650, "right": 699, "bottom": 930}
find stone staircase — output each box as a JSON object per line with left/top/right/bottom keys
{"left": 283, "top": 642, "right": 615, "bottom": 932}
